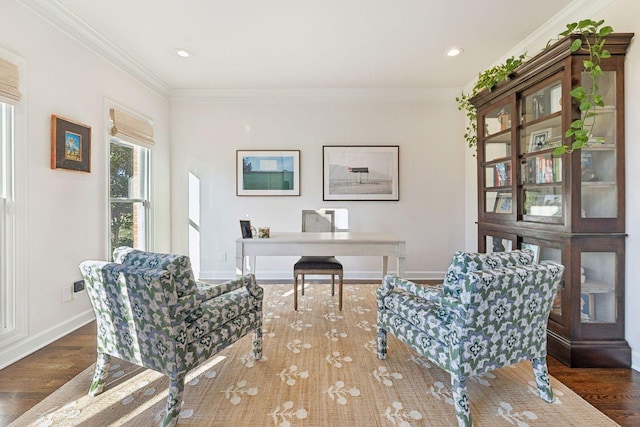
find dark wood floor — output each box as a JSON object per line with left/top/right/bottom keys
{"left": 1, "top": 321, "right": 639, "bottom": 426}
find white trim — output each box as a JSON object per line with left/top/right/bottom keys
{"left": 16, "top": 0, "right": 170, "bottom": 97}
{"left": 0, "top": 310, "right": 94, "bottom": 370}
{"left": 171, "top": 88, "right": 455, "bottom": 104}
{"left": 199, "top": 269, "right": 445, "bottom": 282}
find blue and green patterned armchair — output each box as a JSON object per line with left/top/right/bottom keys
{"left": 79, "top": 247, "right": 263, "bottom": 427}
{"left": 377, "top": 250, "right": 564, "bottom": 427}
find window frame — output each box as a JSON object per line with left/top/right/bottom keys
{"left": 108, "top": 136, "right": 152, "bottom": 255}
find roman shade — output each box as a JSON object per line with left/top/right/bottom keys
{"left": 109, "top": 108, "right": 154, "bottom": 145}
{"left": 0, "top": 57, "right": 21, "bottom": 102}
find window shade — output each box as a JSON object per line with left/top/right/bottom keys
{"left": 109, "top": 108, "right": 154, "bottom": 145}
{"left": 0, "top": 57, "right": 21, "bottom": 102}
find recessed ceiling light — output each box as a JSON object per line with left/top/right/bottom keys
{"left": 446, "top": 47, "right": 464, "bottom": 57}
{"left": 175, "top": 49, "right": 192, "bottom": 58}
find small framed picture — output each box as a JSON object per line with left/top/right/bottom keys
{"left": 240, "top": 220, "right": 254, "bottom": 238}
{"left": 237, "top": 150, "right": 300, "bottom": 196}
{"left": 521, "top": 243, "right": 541, "bottom": 264}
{"left": 529, "top": 128, "right": 552, "bottom": 152}
{"left": 494, "top": 193, "right": 512, "bottom": 214}
{"left": 51, "top": 115, "right": 91, "bottom": 172}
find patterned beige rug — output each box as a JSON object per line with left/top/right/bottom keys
{"left": 12, "top": 284, "right": 617, "bottom": 426}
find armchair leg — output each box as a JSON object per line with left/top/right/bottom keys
{"left": 451, "top": 374, "right": 472, "bottom": 427}
{"left": 89, "top": 352, "right": 111, "bottom": 396}
{"left": 163, "top": 375, "right": 186, "bottom": 427}
{"left": 532, "top": 357, "right": 554, "bottom": 403}
{"left": 377, "top": 326, "right": 387, "bottom": 360}
{"left": 331, "top": 275, "right": 335, "bottom": 296}
{"left": 253, "top": 327, "right": 263, "bottom": 360}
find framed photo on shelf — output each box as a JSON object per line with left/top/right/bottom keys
{"left": 51, "top": 115, "right": 91, "bottom": 172}
{"left": 323, "top": 145, "right": 399, "bottom": 201}
{"left": 528, "top": 128, "right": 552, "bottom": 152}
{"left": 236, "top": 150, "right": 300, "bottom": 196}
{"left": 494, "top": 192, "right": 512, "bottom": 213}
{"left": 521, "top": 243, "right": 541, "bottom": 264}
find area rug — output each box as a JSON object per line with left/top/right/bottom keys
{"left": 11, "top": 284, "right": 617, "bottom": 426}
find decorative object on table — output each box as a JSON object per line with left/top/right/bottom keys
{"left": 258, "top": 226, "right": 270, "bottom": 238}
{"left": 240, "top": 220, "right": 255, "bottom": 238}
{"left": 377, "top": 250, "right": 565, "bottom": 427}
{"left": 322, "top": 145, "right": 399, "bottom": 201}
{"left": 236, "top": 150, "right": 300, "bottom": 196}
{"left": 78, "top": 247, "right": 263, "bottom": 427}
{"left": 51, "top": 115, "right": 91, "bottom": 172}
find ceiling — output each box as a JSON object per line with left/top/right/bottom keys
{"left": 47, "top": 0, "right": 576, "bottom": 91}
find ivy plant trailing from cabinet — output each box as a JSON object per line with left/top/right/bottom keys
{"left": 457, "top": 19, "right": 614, "bottom": 155}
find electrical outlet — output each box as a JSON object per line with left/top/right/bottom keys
{"left": 73, "top": 280, "right": 85, "bottom": 292}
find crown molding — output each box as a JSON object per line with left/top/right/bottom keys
{"left": 17, "top": 0, "right": 171, "bottom": 97}
{"left": 470, "top": 0, "right": 617, "bottom": 90}
{"left": 170, "top": 87, "right": 458, "bottom": 104}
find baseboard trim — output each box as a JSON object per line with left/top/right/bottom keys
{"left": 199, "top": 270, "right": 445, "bottom": 282}
{"left": 0, "top": 309, "right": 95, "bottom": 370}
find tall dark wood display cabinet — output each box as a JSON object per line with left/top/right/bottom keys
{"left": 471, "top": 33, "right": 633, "bottom": 367}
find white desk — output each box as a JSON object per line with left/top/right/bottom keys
{"left": 236, "top": 232, "right": 406, "bottom": 279}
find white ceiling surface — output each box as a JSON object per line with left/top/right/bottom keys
{"left": 52, "top": 0, "right": 575, "bottom": 91}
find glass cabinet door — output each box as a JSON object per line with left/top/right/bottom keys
{"left": 519, "top": 79, "right": 564, "bottom": 223}
{"left": 580, "top": 70, "right": 618, "bottom": 219}
{"left": 580, "top": 252, "right": 616, "bottom": 323}
{"left": 481, "top": 103, "right": 512, "bottom": 215}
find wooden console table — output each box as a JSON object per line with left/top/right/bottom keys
{"left": 235, "top": 232, "right": 406, "bottom": 280}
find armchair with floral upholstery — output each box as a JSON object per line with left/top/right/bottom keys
{"left": 376, "top": 250, "right": 564, "bottom": 427}
{"left": 79, "top": 247, "right": 263, "bottom": 427}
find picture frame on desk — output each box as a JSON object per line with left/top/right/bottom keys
{"left": 323, "top": 145, "right": 399, "bottom": 201}
{"left": 236, "top": 150, "right": 300, "bottom": 196}
{"left": 528, "top": 128, "right": 552, "bottom": 152}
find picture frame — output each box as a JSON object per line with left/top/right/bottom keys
{"left": 239, "top": 220, "right": 254, "bottom": 238}
{"left": 521, "top": 242, "right": 541, "bottom": 263}
{"left": 494, "top": 192, "right": 512, "bottom": 214}
{"left": 51, "top": 115, "right": 91, "bottom": 172}
{"left": 323, "top": 145, "right": 399, "bottom": 201}
{"left": 236, "top": 150, "right": 300, "bottom": 196}
{"left": 528, "top": 128, "right": 552, "bottom": 152}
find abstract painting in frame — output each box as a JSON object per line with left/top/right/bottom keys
{"left": 51, "top": 115, "right": 91, "bottom": 172}
{"left": 323, "top": 145, "right": 399, "bottom": 201}
{"left": 236, "top": 150, "right": 300, "bottom": 196}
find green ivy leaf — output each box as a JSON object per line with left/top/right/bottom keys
{"left": 579, "top": 101, "right": 592, "bottom": 111}
{"left": 599, "top": 25, "right": 614, "bottom": 36}
{"left": 570, "top": 87, "right": 586, "bottom": 99}
{"left": 571, "top": 38, "right": 583, "bottom": 52}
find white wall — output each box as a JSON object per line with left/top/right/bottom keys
{"left": 462, "top": 0, "right": 640, "bottom": 370}
{"left": 170, "top": 90, "right": 465, "bottom": 281}
{"left": 0, "top": 1, "right": 171, "bottom": 368}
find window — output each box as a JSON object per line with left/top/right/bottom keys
{"left": 109, "top": 139, "right": 150, "bottom": 252}
{"left": 0, "top": 101, "right": 14, "bottom": 337}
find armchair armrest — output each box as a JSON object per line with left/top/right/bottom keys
{"left": 194, "top": 274, "right": 262, "bottom": 302}
{"left": 378, "top": 275, "right": 465, "bottom": 317}
{"left": 378, "top": 275, "right": 444, "bottom": 303}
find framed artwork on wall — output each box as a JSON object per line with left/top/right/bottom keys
{"left": 323, "top": 145, "right": 399, "bottom": 201}
{"left": 51, "top": 115, "right": 91, "bottom": 172}
{"left": 236, "top": 150, "right": 300, "bottom": 196}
